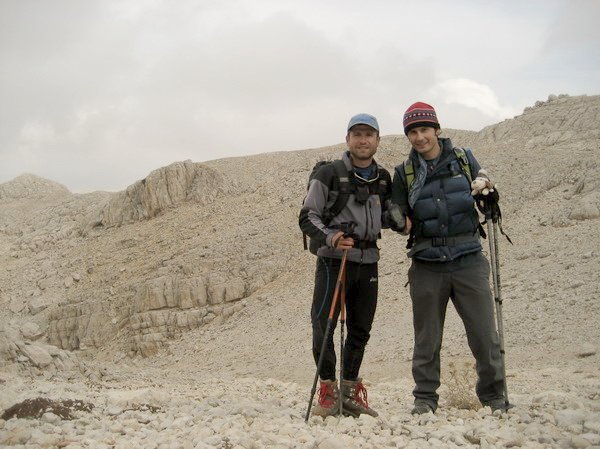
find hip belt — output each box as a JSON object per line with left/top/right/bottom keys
{"left": 353, "top": 240, "right": 378, "bottom": 249}
{"left": 409, "top": 234, "right": 479, "bottom": 255}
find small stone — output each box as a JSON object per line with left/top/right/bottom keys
{"left": 505, "top": 435, "right": 525, "bottom": 447}
{"left": 37, "top": 278, "right": 52, "bottom": 290}
{"left": 0, "top": 427, "right": 31, "bottom": 445}
{"left": 21, "top": 322, "right": 44, "bottom": 340}
{"left": 41, "top": 412, "right": 61, "bottom": 424}
{"left": 106, "top": 406, "right": 123, "bottom": 416}
{"left": 8, "top": 297, "right": 25, "bottom": 314}
{"left": 464, "top": 433, "right": 480, "bottom": 444}
{"left": 29, "top": 297, "right": 50, "bottom": 315}
{"left": 584, "top": 420, "right": 600, "bottom": 433}
{"left": 576, "top": 344, "right": 596, "bottom": 358}
{"left": 582, "top": 432, "right": 600, "bottom": 445}
{"left": 570, "top": 436, "right": 592, "bottom": 448}
{"left": 519, "top": 413, "right": 533, "bottom": 424}
{"left": 17, "top": 343, "right": 53, "bottom": 367}
{"left": 555, "top": 409, "right": 586, "bottom": 427}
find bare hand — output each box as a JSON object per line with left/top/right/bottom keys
{"left": 403, "top": 216, "right": 412, "bottom": 235}
{"left": 332, "top": 231, "right": 355, "bottom": 250}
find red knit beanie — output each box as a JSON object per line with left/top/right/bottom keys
{"left": 403, "top": 102, "right": 440, "bottom": 134}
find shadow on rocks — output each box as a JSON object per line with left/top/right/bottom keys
{"left": 1, "top": 397, "right": 94, "bottom": 420}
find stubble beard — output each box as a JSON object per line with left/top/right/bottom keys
{"left": 351, "top": 147, "right": 376, "bottom": 161}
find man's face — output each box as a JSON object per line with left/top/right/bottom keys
{"left": 346, "top": 124, "right": 380, "bottom": 162}
{"left": 406, "top": 126, "right": 440, "bottom": 160}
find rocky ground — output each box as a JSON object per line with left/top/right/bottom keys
{"left": 0, "top": 94, "right": 599, "bottom": 448}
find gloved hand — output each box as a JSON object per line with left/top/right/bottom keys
{"left": 471, "top": 169, "right": 495, "bottom": 196}
{"left": 388, "top": 203, "right": 411, "bottom": 235}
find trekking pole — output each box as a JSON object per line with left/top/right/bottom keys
{"left": 339, "top": 272, "right": 346, "bottom": 418}
{"left": 305, "top": 249, "right": 348, "bottom": 422}
{"left": 485, "top": 199, "right": 510, "bottom": 409}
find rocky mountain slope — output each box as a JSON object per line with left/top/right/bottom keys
{"left": 0, "top": 94, "right": 599, "bottom": 448}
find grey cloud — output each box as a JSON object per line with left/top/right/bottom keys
{"left": 1, "top": 0, "right": 597, "bottom": 192}
{"left": 0, "top": 4, "right": 380, "bottom": 191}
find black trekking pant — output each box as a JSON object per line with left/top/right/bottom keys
{"left": 311, "top": 257, "right": 378, "bottom": 381}
{"left": 408, "top": 251, "right": 504, "bottom": 409}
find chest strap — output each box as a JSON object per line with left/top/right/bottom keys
{"left": 353, "top": 240, "right": 378, "bottom": 249}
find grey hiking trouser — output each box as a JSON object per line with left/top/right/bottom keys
{"left": 408, "top": 251, "right": 504, "bottom": 409}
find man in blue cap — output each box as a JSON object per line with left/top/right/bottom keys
{"left": 299, "top": 113, "right": 391, "bottom": 417}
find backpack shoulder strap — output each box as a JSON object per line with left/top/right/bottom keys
{"left": 452, "top": 147, "right": 473, "bottom": 184}
{"left": 403, "top": 158, "right": 415, "bottom": 193}
{"left": 453, "top": 147, "right": 488, "bottom": 237}
{"left": 376, "top": 165, "right": 390, "bottom": 200}
{"left": 323, "top": 159, "right": 351, "bottom": 223}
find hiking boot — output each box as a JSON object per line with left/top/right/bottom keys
{"left": 411, "top": 400, "right": 434, "bottom": 415}
{"left": 312, "top": 379, "right": 340, "bottom": 417}
{"left": 482, "top": 398, "right": 514, "bottom": 413}
{"left": 340, "top": 378, "right": 378, "bottom": 417}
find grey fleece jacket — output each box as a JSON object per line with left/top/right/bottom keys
{"left": 299, "top": 151, "right": 391, "bottom": 264}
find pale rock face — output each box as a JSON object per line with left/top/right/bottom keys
{"left": 8, "top": 297, "right": 25, "bottom": 314}
{"left": 13, "top": 342, "right": 52, "bottom": 368}
{"left": 28, "top": 297, "right": 51, "bottom": 315}
{"left": 96, "top": 160, "right": 226, "bottom": 228}
{"left": 0, "top": 95, "right": 599, "bottom": 448}
{"left": 20, "top": 322, "right": 44, "bottom": 341}
{"left": 0, "top": 174, "right": 70, "bottom": 199}
{"left": 568, "top": 192, "right": 600, "bottom": 221}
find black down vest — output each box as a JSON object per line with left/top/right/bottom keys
{"left": 409, "top": 143, "right": 482, "bottom": 262}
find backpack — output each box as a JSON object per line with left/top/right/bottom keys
{"left": 403, "top": 147, "right": 473, "bottom": 193}
{"left": 302, "top": 159, "right": 387, "bottom": 254}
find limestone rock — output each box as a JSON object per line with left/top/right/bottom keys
{"left": 14, "top": 341, "right": 53, "bottom": 367}
{"left": 47, "top": 302, "right": 114, "bottom": 351}
{"left": 555, "top": 409, "right": 587, "bottom": 428}
{"left": 28, "top": 297, "right": 51, "bottom": 315}
{"left": 105, "top": 388, "right": 168, "bottom": 409}
{"left": 568, "top": 192, "right": 600, "bottom": 221}
{"left": 133, "top": 276, "right": 209, "bottom": 312}
{"left": 576, "top": 344, "right": 597, "bottom": 358}
{"left": 96, "top": 161, "right": 226, "bottom": 227}
{"left": 0, "top": 174, "right": 70, "bottom": 199}
{"left": 8, "top": 297, "right": 25, "bottom": 314}
{"left": 20, "top": 322, "right": 44, "bottom": 340}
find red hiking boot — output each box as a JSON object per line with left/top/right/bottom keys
{"left": 312, "top": 379, "right": 340, "bottom": 417}
{"left": 341, "top": 378, "right": 378, "bottom": 417}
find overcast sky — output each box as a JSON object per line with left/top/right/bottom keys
{"left": 1, "top": 0, "right": 599, "bottom": 192}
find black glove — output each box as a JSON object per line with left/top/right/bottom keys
{"left": 388, "top": 204, "right": 407, "bottom": 233}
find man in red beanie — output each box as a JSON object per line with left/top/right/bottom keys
{"left": 389, "top": 102, "right": 510, "bottom": 414}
